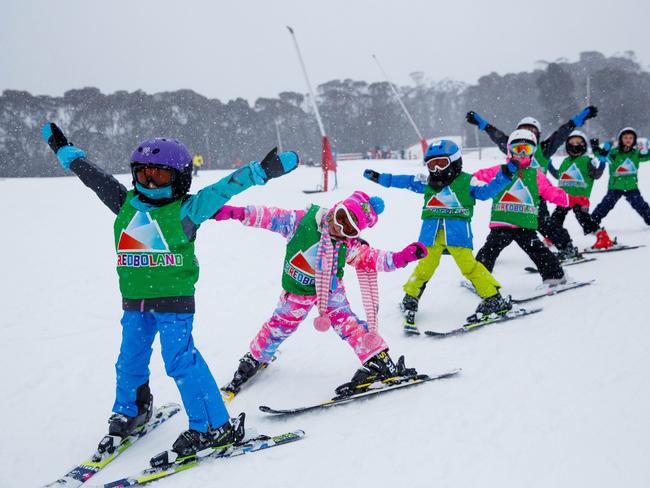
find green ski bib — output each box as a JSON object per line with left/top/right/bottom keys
{"left": 556, "top": 155, "right": 596, "bottom": 197}
{"left": 607, "top": 149, "right": 644, "bottom": 191}
{"left": 421, "top": 172, "right": 475, "bottom": 221}
{"left": 491, "top": 168, "right": 540, "bottom": 229}
{"left": 530, "top": 146, "right": 550, "bottom": 174}
{"left": 282, "top": 205, "right": 346, "bottom": 296}
{"left": 114, "top": 191, "right": 199, "bottom": 299}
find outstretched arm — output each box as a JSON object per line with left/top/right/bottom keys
{"left": 182, "top": 148, "right": 298, "bottom": 225}
{"left": 363, "top": 170, "right": 426, "bottom": 194}
{"left": 213, "top": 205, "right": 307, "bottom": 239}
{"left": 41, "top": 123, "right": 127, "bottom": 214}
{"left": 537, "top": 170, "right": 570, "bottom": 207}
{"left": 346, "top": 240, "right": 426, "bottom": 272}
{"left": 541, "top": 106, "right": 598, "bottom": 158}
{"left": 470, "top": 161, "right": 517, "bottom": 200}
{"left": 466, "top": 111, "right": 508, "bottom": 154}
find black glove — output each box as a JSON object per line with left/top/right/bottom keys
{"left": 258, "top": 147, "right": 299, "bottom": 180}
{"left": 501, "top": 159, "right": 520, "bottom": 178}
{"left": 466, "top": 111, "right": 489, "bottom": 130}
{"left": 363, "top": 169, "right": 380, "bottom": 183}
{"left": 590, "top": 138, "right": 607, "bottom": 157}
{"left": 584, "top": 105, "right": 598, "bottom": 121}
{"left": 42, "top": 122, "right": 72, "bottom": 154}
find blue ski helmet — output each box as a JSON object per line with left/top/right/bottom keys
{"left": 424, "top": 139, "right": 463, "bottom": 190}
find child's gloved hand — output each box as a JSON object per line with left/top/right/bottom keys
{"left": 392, "top": 242, "right": 428, "bottom": 268}
{"left": 501, "top": 159, "right": 520, "bottom": 178}
{"left": 363, "top": 169, "right": 392, "bottom": 187}
{"left": 258, "top": 147, "right": 299, "bottom": 181}
{"left": 568, "top": 195, "right": 590, "bottom": 209}
{"left": 571, "top": 106, "right": 598, "bottom": 127}
{"left": 41, "top": 122, "right": 86, "bottom": 170}
{"left": 466, "top": 111, "right": 489, "bottom": 131}
{"left": 213, "top": 205, "right": 246, "bottom": 221}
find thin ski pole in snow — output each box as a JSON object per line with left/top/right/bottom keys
{"left": 287, "top": 26, "right": 336, "bottom": 191}
{"left": 372, "top": 54, "right": 428, "bottom": 157}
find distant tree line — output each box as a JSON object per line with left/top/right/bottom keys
{"left": 2, "top": 50, "right": 649, "bottom": 177}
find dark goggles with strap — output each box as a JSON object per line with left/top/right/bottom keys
{"left": 133, "top": 165, "right": 174, "bottom": 187}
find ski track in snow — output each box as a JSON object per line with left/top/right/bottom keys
{"left": 1, "top": 148, "right": 649, "bottom": 487}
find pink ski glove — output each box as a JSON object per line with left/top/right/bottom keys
{"left": 392, "top": 242, "right": 427, "bottom": 268}
{"left": 213, "top": 205, "right": 246, "bottom": 221}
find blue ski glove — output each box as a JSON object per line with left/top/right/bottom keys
{"left": 41, "top": 122, "right": 86, "bottom": 170}
{"left": 466, "top": 111, "right": 489, "bottom": 131}
{"left": 363, "top": 169, "right": 392, "bottom": 187}
{"left": 253, "top": 147, "right": 299, "bottom": 183}
{"left": 571, "top": 106, "right": 598, "bottom": 127}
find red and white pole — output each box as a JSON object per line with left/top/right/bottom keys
{"left": 287, "top": 26, "right": 336, "bottom": 191}
{"left": 372, "top": 54, "right": 428, "bottom": 159}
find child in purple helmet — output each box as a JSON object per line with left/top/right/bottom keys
{"left": 41, "top": 122, "right": 298, "bottom": 466}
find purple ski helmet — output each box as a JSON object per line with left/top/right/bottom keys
{"left": 130, "top": 138, "right": 192, "bottom": 170}
{"left": 130, "top": 137, "right": 193, "bottom": 201}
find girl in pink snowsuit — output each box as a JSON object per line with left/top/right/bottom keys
{"left": 215, "top": 191, "right": 427, "bottom": 397}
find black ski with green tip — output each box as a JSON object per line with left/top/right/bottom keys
{"left": 424, "top": 307, "right": 542, "bottom": 338}
{"left": 44, "top": 403, "right": 181, "bottom": 488}
{"left": 259, "top": 369, "right": 461, "bottom": 415}
{"left": 96, "top": 431, "right": 305, "bottom": 487}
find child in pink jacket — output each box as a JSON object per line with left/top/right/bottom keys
{"left": 214, "top": 191, "right": 427, "bottom": 397}
{"left": 473, "top": 129, "right": 588, "bottom": 287}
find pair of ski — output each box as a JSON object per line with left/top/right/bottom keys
{"left": 44, "top": 404, "right": 304, "bottom": 488}
{"left": 523, "top": 243, "right": 644, "bottom": 273}
{"left": 409, "top": 278, "right": 593, "bottom": 338}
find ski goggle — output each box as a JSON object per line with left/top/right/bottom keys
{"left": 333, "top": 204, "right": 361, "bottom": 238}
{"left": 508, "top": 142, "right": 535, "bottom": 157}
{"left": 133, "top": 165, "right": 174, "bottom": 187}
{"left": 566, "top": 142, "right": 587, "bottom": 155}
{"left": 426, "top": 157, "right": 452, "bottom": 173}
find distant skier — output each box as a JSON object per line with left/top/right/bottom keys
{"left": 363, "top": 140, "right": 517, "bottom": 331}
{"left": 192, "top": 153, "right": 204, "bottom": 176}
{"left": 41, "top": 123, "right": 298, "bottom": 466}
{"left": 547, "top": 131, "right": 609, "bottom": 251}
{"left": 473, "top": 129, "right": 589, "bottom": 287}
{"left": 466, "top": 106, "right": 598, "bottom": 259}
{"left": 214, "top": 191, "right": 426, "bottom": 398}
{"left": 590, "top": 127, "right": 650, "bottom": 246}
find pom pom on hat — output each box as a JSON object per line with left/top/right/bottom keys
{"left": 369, "top": 196, "right": 385, "bottom": 216}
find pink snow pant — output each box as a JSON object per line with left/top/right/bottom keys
{"left": 250, "top": 284, "right": 387, "bottom": 364}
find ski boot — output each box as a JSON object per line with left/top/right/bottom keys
{"left": 555, "top": 245, "right": 583, "bottom": 263}
{"left": 150, "top": 413, "right": 246, "bottom": 468}
{"left": 96, "top": 383, "right": 153, "bottom": 458}
{"left": 401, "top": 294, "right": 420, "bottom": 335}
{"left": 221, "top": 353, "right": 265, "bottom": 401}
{"left": 466, "top": 292, "right": 512, "bottom": 323}
{"left": 591, "top": 228, "right": 616, "bottom": 250}
{"left": 334, "top": 351, "right": 418, "bottom": 397}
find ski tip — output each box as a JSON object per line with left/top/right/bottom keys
{"left": 423, "top": 330, "right": 447, "bottom": 338}
{"left": 221, "top": 390, "right": 236, "bottom": 403}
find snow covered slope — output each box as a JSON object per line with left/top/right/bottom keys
{"left": 2, "top": 148, "right": 649, "bottom": 487}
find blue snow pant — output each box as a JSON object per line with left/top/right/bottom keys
{"left": 592, "top": 189, "right": 650, "bottom": 225}
{"left": 112, "top": 311, "right": 229, "bottom": 433}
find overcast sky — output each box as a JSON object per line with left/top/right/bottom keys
{"left": 3, "top": 0, "right": 649, "bottom": 102}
